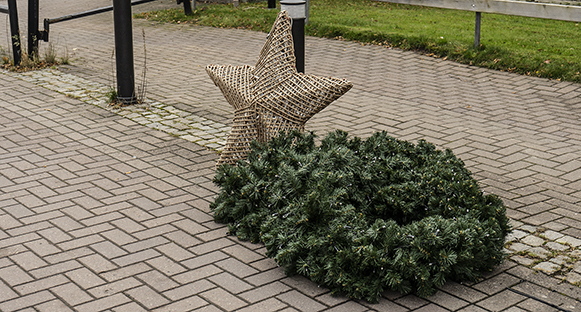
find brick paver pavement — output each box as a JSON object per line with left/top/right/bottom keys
{"left": 0, "top": 0, "right": 580, "bottom": 311}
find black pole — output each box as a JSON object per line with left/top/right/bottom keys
{"left": 113, "top": 0, "right": 136, "bottom": 104}
{"left": 28, "top": 0, "right": 39, "bottom": 58}
{"left": 7, "top": 0, "right": 21, "bottom": 65}
{"left": 474, "top": 12, "right": 482, "bottom": 48}
{"left": 268, "top": 0, "right": 276, "bottom": 9}
{"left": 183, "top": 0, "right": 193, "bottom": 15}
{"left": 177, "top": 0, "right": 193, "bottom": 15}
{"left": 281, "top": 1, "right": 306, "bottom": 73}
{"left": 292, "top": 17, "right": 305, "bottom": 73}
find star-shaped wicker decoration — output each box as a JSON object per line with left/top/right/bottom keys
{"left": 207, "top": 11, "right": 352, "bottom": 166}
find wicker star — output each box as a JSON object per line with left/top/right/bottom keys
{"left": 207, "top": 11, "right": 352, "bottom": 166}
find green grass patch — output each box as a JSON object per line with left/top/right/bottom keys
{"left": 135, "top": 0, "right": 581, "bottom": 82}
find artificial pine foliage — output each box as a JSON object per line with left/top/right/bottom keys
{"left": 211, "top": 130, "right": 510, "bottom": 302}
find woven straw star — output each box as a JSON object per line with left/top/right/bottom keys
{"left": 207, "top": 11, "right": 352, "bottom": 166}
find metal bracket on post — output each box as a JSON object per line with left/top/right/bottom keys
{"left": 474, "top": 12, "right": 481, "bottom": 48}
{"left": 177, "top": 0, "right": 193, "bottom": 15}
{"left": 7, "top": 0, "right": 21, "bottom": 65}
{"left": 41, "top": 19, "right": 49, "bottom": 42}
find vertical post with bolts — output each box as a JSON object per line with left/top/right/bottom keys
{"left": 7, "top": 0, "right": 21, "bottom": 65}
{"left": 28, "top": 0, "right": 39, "bottom": 58}
{"left": 474, "top": 12, "right": 481, "bottom": 48}
{"left": 113, "top": 0, "right": 136, "bottom": 104}
{"left": 281, "top": 0, "right": 306, "bottom": 73}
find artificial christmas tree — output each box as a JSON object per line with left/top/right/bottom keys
{"left": 211, "top": 130, "right": 510, "bottom": 302}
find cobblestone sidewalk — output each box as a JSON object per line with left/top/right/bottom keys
{"left": 1, "top": 0, "right": 581, "bottom": 311}
{"left": 4, "top": 69, "right": 229, "bottom": 151}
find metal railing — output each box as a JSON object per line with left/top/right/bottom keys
{"left": 39, "top": 0, "right": 162, "bottom": 43}
{"left": 375, "top": 0, "right": 581, "bottom": 47}
{"left": 4, "top": 0, "right": 195, "bottom": 65}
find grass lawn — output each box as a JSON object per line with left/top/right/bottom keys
{"left": 135, "top": 0, "right": 581, "bottom": 82}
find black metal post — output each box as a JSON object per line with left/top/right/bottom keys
{"left": 268, "top": 0, "right": 276, "bottom": 9}
{"left": 113, "top": 0, "right": 137, "bottom": 104}
{"left": 281, "top": 0, "right": 306, "bottom": 73}
{"left": 474, "top": 12, "right": 481, "bottom": 48}
{"left": 7, "top": 0, "right": 21, "bottom": 65}
{"left": 292, "top": 17, "right": 305, "bottom": 73}
{"left": 28, "top": 0, "right": 39, "bottom": 57}
{"left": 177, "top": 0, "right": 193, "bottom": 15}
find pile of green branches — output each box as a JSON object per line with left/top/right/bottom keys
{"left": 211, "top": 130, "right": 510, "bottom": 302}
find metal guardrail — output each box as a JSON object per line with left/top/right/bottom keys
{"left": 375, "top": 0, "right": 581, "bottom": 22}
{"left": 36, "top": 0, "right": 194, "bottom": 104}
{"left": 375, "top": 0, "right": 581, "bottom": 47}
{"left": 41, "top": 0, "right": 161, "bottom": 42}
{"left": 3, "top": 0, "right": 194, "bottom": 64}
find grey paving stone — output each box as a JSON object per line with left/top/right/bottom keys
{"left": 510, "top": 255, "right": 537, "bottom": 266}
{"left": 35, "top": 299, "right": 75, "bottom": 312}
{"left": 534, "top": 261, "right": 561, "bottom": 274}
{"left": 13, "top": 274, "right": 69, "bottom": 296}
{"left": 541, "top": 230, "right": 565, "bottom": 241}
{"left": 506, "top": 229, "right": 528, "bottom": 242}
{"left": 557, "top": 236, "right": 581, "bottom": 248}
{"left": 321, "top": 300, "right": 368, "bottom": 312}
{"left": 9, "top": 251, "right": 48, "bottom": 270}
{"left": 137, "top": 270, "right": 179, "bottom": 292}
{"left": 277, "top": 290, "right": 326, "bottom": 312}
{"left": 200, "top": 288, "right": 248, "bottom": 311}
{"left": 473, "top": 273, "right": 521, "bottom": 295}
{"left": 51, "top": 282, "right": 93, "bottom": 306}
{"left": 126, "top": 285, "right": 170, "bottom": 309}
{"left": 0, "top": 280, "right": 18, "bottom": 301}
{"left": 111, "top": 302, "right": 148, "bottom": 312}
{"left": 281, "top": 275, "right": 328, "bottom": 297}
{"left": 550, "top": 255, "right": 570, "bottom": 266}
{"left": 427, "top": 289, "right": 469, "bottom": 310}
{"left": 394, "top": 294, "right": 428, "bottom": 310}
{"left": 527, "top": 247, "right": 551, "bottom": 259}
{"left": 521, "top": 235, "right": 545, "bottom": 247}
{"left": 163, "top": 279, "right": 215, "bottom": 301}
{"left": 65, "top": 267, "right": 107, "bottom": 289}
{"left": 476, "top": 289, "right": 526, "bottom": 311}
{"left": 74, "top": 293, "right": 132, "bottom": 312}
{"left": 0, "top": 291, "right": 55, "bottom": 312}
{"left": 239, "top": 281, "right": 292, "bottom": 304}
{"left": 545, "top": 241, "right": 569, "bottom": 251}
{"left": 0, "top": 265, "right": 34, "bottom": 286}
{"left": 507, "top": 242, "right": 531, "bottom": 252}
{"left": 151, "top": 296, "right": 208, "bottom": 312}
